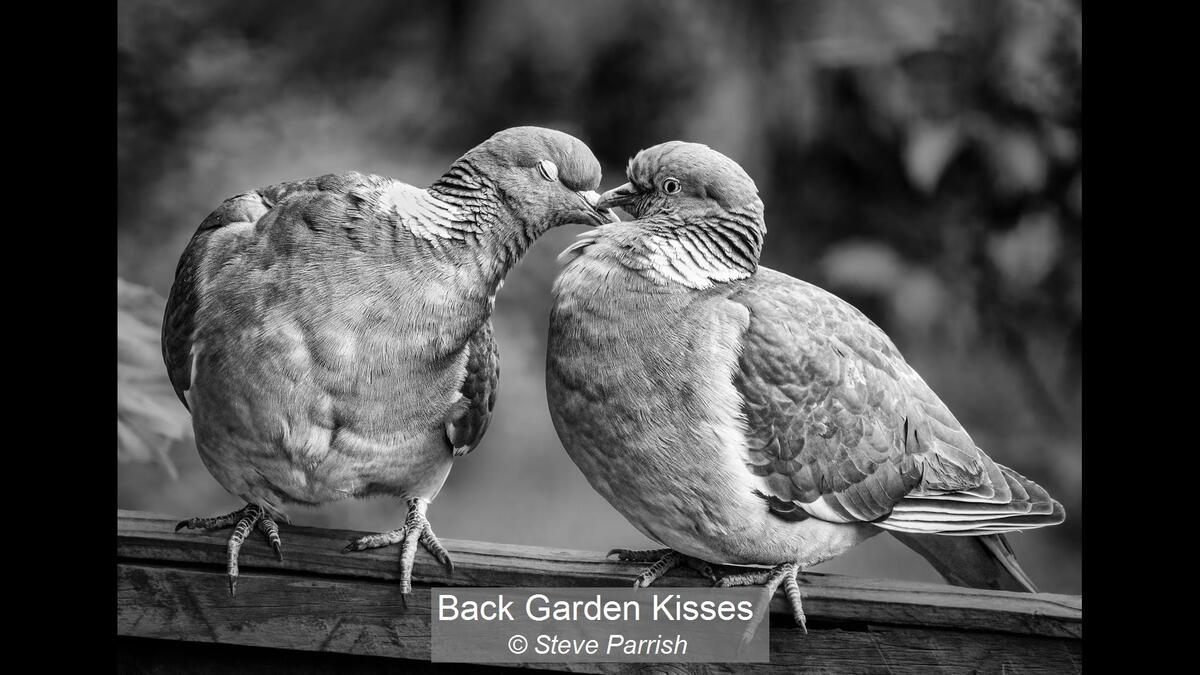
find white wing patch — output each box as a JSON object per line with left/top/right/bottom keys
{"left": 558, "top": 235, "right": 598, "bottom": 263}
{"left": 386, "top": 182, "right": 477, "bottom": 245}
{"left": 183, "top": 344, "right": 201, "bottom": 410}
{"left": 799, "top": 496, "right": 857, "bottom": 523}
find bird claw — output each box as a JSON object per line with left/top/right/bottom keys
{"left": 714, "top": 568, "right": 774, "bottom": 588}
{"left": 632, "top": 568, "right": 660, "bottom": 589}
{"left": 420, "top": 529, "right": 454, "bottom": 575}
{"left": 607, "top": 547, "right": 673, "bottom": 563}
{"left": 175, "top": 509, "right": 244, "bottom": 533}
{"left": 783, "top": 572, "right": 807, "bottom": 633}
{"left": 610, "top": 549, "right": 717, "bottom": 588}
{"left": 715, "top": 561, "right": 808, "bottom": 633}
{"left": 341, "top": 499, "right": 454, "bottom": 594}
{"left": 683, "top": 557, "right": 719, "bottom": 583}
{"left": 342, "top": 527, "right": 407, "bottom": 554}
{"left": 258, "top": 515, "right": 284, "bottom": 562}
{"left": 176, "top": 504, "right": 283, "bottom": 596}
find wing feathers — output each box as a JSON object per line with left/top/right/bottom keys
{"left": 880, "top": 464, "right": 1064, "bottom": 535}
{"left": 162, "top": 191, "right": 272, "bottom": 407}
{"left": 729, "top": 267, "right": 1063, "bottom": 537}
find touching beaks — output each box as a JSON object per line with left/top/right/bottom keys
{"left": 578, "top": 189, "right": 621, "bottom": 224}
{"left": 595, "top": 182, "right": 638, "bottom": 213}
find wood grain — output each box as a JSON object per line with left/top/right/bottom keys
{"left": 117, "top": 510, "right": 1082, "bottom": 673}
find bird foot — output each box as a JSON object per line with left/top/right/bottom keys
{"left": 606, "top": 548, "right": 718, "bottom": 587}
{"left": 175, "top": 503, "right": 283, "bottom": 597}
{"left": 715, "top": 561, "right": 807, "bottom": 634}
{"left": 341, "top": 498, "right": 453, "bottom": 597}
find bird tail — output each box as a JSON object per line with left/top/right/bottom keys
{"left": 875, "top": 461, "right": 1062, "bottom": 592}
{"left": 890, "top": 531, "right": 1039, "bottom": 593}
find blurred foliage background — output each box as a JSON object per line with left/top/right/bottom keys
{"left": 118, "top": 0, "right": 1081, "bottom": 593}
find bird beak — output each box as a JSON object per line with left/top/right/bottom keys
{"left": 578, "top": 190, "right": 620, "bottom": 225}
{"left": 595, "top": 182, "right": 638, "bottom": 213}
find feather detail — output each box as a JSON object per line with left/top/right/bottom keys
{"left": 387, "top": 180, "right": 480, "bottom": 245}
{"left": 557, "top": 231, "right": 601, "bottom": 264}
{"left": 445, "top": 322, "right": 499, "bottom": 456}
{"left": 732, "top": 268, "right": 1064, "bottom": 537}
{"left": 891, "top": 532, "right": 1040, "bottom": 592}
{"left": 879, "top": 465, "right": 1064, "bottom": 535}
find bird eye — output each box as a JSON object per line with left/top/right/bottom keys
{"left": 662, "top": 177, "right": 681, "bottom": 194}
{"left": 538, "top": 160, "right": 559, "bottom": 182}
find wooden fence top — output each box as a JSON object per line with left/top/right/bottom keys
{"left": 117, "top": 509, "right": 1081, "bottom": 673}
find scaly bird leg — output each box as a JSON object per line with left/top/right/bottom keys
{"left": 341, "top": 498, "right": 454, "bottom": 597}
{"left": 607, "top": 548, "right": 718, "bottom": 587}
{"left": 716, "top": 561, "right": 807, "bottom": 638}
{"left": 175, "top": 503, "right": 284, "bottom": 597}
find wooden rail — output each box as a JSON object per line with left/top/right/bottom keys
{"left": 117, "top": 510, "right": 1081, "bottom": 673}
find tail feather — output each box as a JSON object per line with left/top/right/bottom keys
{"left": 891, "top": 531, "right": 1039, "bottom": 592}
{"left": 881, "top": 463, "right": 1064, "bottom": 535}
{"left": 980, "top": 533, "right": 1039, "bottom": 592}
{"left": 878, "top": 449, "right": 1062, "bottom": 593}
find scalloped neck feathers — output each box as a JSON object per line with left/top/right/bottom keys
{"left": 387, "top": 182, "right": 482, "bottom": 246}
{"left": 558, "top": 218, "right": 759, "bottom": 291}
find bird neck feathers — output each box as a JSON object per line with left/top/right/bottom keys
{"left": 416, "top": 158, "right": 545, "bottom": 290}
{"left": 565, "top": 210, "right": 764, "bottom": 291}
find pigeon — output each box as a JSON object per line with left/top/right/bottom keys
{"left": 546, "top": 141, "right": 1064, "bottom": 631}
{"left": 163, "top": 126, "right": 614, "bottom": 596}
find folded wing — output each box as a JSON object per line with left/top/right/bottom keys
{"left": 162, "top": 172, "right": 471, "bottom": 409}
{"left": 730, "top": 268, "right": 1063, "bottom": 536}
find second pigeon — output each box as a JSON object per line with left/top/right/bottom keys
{"left": 546, "top": 141, "right": 1065, "bottom": 631}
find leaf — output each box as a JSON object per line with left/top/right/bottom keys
{"left": 983, "top": 123, "right": 1047, "bottom": 196}
{"left": 819, "top": 240, "right": 907, "bottom": 294}
{"left": 986, "top": 212, "right": 1061, "bottom": 291}
{"left": 890, "top": 267, "right": 947, "bottom": 334}
{"left": 117, "top": 276, "right": 189, "bottom": 479}
{"left": 904, "top": 120, "right": 964, "bottom": 193}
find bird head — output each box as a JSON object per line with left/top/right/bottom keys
{"left": 597, "top": 141, "right": 763, "bottom": 222}
{"left": 438, "top": 126, "right": 618, "bottom": 234}
{"left": 597, "top": 141, "right": 766, "bottom": 275}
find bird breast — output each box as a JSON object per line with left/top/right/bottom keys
{"left": 187, "top": 248, "right": 481, "bottom": 505}
{"left": 548, "top": 256, "right": 767, "bottom": 561}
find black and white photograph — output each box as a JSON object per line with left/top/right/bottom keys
{"left": 117, "top": 0, "right": 1083, "bottom": 671}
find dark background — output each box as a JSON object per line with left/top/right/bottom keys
{"left": 117, "top": 0, "right": 1081, "bottom": 593}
